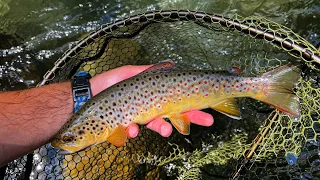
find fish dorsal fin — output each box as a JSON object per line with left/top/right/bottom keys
{"left": 143, "top": 60, "right": 176, "bottom": 73}
{"left": 107, "top": 125, "right": 127, "bottom": 147}
{"left": 168, "top": 114, "right": 191, "bottom": 135}
{"left": 211, "top": 98, "right": 241, "bottom": 120}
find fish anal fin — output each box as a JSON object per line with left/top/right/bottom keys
{"left": 211, "top": 98, "right": 241, "bottom": 120}
{"left": 168, "top": 114, "right": 191, "bottom": 135}
{"left": 143, "top": 60, "right": 176, "bottom": 72}
{"left": 107, "top": 125, "right": 127, "bottom": 147}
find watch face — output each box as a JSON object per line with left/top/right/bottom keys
{"left": 76, "top": 71, "right": 91, "bottom": 78}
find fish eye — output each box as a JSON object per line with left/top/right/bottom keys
{"left": 61, "top": 134, "right": 74, "bottom": 143}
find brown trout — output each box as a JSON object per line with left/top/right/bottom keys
{"left": 51, "top": 61, "right": 300, "bottom": 154}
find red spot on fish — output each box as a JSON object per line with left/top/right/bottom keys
{"left": 215, "top": 86, "right": 219, "bottom": 89}
{"left": 205, "top": 94, "right": 209, "bottom": 96}
{"left": 125, "top": 114, "right": 128, "bottom": 117}
{"left": 204, "top": 81, "right": 208, "bottom": 84}
{"left": 227, "top": 85, "right": 230, "bottom": 88}
{"left": 232, "top": 85, "right": 234, "bottom": 87}
{"left": 244, "top": 88, "right": 247, "bottom": 90}
{"left": 187, "top": 94, "right": 190, "bottom": 97}
{"left": 236, "top": 85, "right": 239, "bottom": 88}
{"left": 131, "top": 107, "right": 134, "bottom": 110}
{"left": 195, "top": 88, "right": 199, "bottom": 91}
{"left": 146, "top": 102, "right": 149, "bottom": 105}
{"left": 140, "top": 110, "right": 143, "bottom": 113}
{"left": 199, "top": 81, "right": 201, "bottom": 84}
{"left": 178, "top": 90, "right": 181, "bottom": 93}
{"left": 184, "top": 83, "right": 187, "bottom": 86}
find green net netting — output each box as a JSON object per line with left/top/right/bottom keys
{"left": 3, "top": 10, "right": 320, "bottom": 179}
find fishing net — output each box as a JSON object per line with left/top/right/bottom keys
{"left": 3, "top": 10, "right": 320, "bottom": 179}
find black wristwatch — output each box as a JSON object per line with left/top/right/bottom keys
{"left": 72, "top": 71, "right": 92, "bottom": 113}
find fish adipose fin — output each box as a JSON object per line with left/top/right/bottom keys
{"left": 107, "top": 125, "right": 127, "bottom": 147}
{"left": 168, "top": 114, "right": 191, "bottom": 135}
{"left": 210, "top": 98, "right": 241, "bottom": 120}
{"left": 254, "top": 65, "right": 301, "bottom": 117}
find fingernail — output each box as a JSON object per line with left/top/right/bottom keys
{"left": 160, "top": 125, "right": 170, "bottom": 137}
{"left": 129, "top": 128, "right": 138, "bottom": 138}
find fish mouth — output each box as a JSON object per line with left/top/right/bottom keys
{"left": 56, "top": 145, "right": 93, "bottom": 155}
{"left": 57, "top": 149, "right": 74, "bottom": 155}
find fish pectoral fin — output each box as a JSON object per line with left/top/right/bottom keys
{"left": 168, "top": 114, "right": 191, "bottom": 135}
{"left": 107, "top": 125, "right": 127, "bottom": 147}
{"left": 210, "top": 98, "right": 241, "bottom": 120}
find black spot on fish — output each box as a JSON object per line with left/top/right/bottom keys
{"left": 79, "top": 130, "right": 84, "bottom": 135}
{"left": 182, "top": 73, "right": 186, "bottom": 76}
{"left": 123, "top": 83, "right": 127, "bottom": 87}
{"left": 100, "top": 115, "right": 104, "bottom": 119}
{"left": 130, "top": 83, "right": 133, "bottom": 86}
{"left": 99, "top": 106, "right": 103, "bottom": 110}
{"left": 113, "top": 102, "right": 116, "bottom": 106}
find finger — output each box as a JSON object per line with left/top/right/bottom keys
{"left": 126, "top": 123, "right": 140, "bottom": 139}
{"left": 183, "top": 110, "right": 214, "bottom": 126}
{"left": 90, "top": 65, "right": 152, "bottom": 96}
{"left": 146, "top": 118, "right": 172, "bottom": 137}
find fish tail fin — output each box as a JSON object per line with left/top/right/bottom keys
{"left": 253, "top": 65, "right": 301, "bottom": 117}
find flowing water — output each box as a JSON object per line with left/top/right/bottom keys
{"left": 0, "top": 0, "right": 319, "bottom": 91}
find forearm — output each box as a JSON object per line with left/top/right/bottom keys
{"left": 0, "top": 82, "right": 73, "bottom": 167}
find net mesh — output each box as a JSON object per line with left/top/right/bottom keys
{"left": 3, "top": 10, "right": 320, "bottom": 179}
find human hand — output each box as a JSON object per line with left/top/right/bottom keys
{"left": 90, "top": 65, "right": 214, "bottom": 138}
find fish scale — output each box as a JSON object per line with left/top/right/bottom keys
{"left": 52, "top": 62, "right": 300, "bottom": 154}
